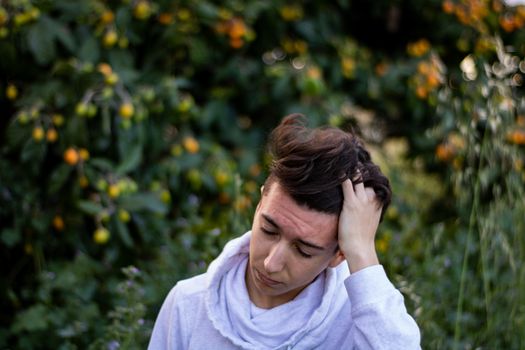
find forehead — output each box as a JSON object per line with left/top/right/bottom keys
{"left": 258, "top": 182, "right": 338, "bottom": 243}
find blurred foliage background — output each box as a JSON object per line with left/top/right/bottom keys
{"left": 1, "top": 0, "right": 524, "bottom": 349}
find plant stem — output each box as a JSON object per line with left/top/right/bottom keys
{"left": 453, "top": 124, "right": 489, "bottom": 349}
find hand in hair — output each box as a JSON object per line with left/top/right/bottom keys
{"left": 338, "top": 178, "right": 382, "bottom": 273}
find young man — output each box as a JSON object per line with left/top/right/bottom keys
{"left": 149, "top": 115, "right": 421, "bottom": 349}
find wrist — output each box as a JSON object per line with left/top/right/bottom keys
{"left": 342, "top": 245, "right": 379, "bottom": 273}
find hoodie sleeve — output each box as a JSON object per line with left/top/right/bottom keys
{"left": 344, "top": 265, "right": 421, "bottom": 350}
{"left": 148, "top": 285, "right": 187, "bottom": 350}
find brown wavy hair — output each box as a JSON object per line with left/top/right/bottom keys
{"left": 264, "top": 114, "right": 391, "bottom": 220}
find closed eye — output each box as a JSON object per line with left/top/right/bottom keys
{"left": 295, "top": 244, "right": 313, "bottom": 258}
{"left": 294, "top": 244, "right": 312, "bottom": 259}
{"left": 261, "top": 227, "right": 278, "bottom": 236}
{"left": 260, "top": 225, "right": 314, "bottom": 258}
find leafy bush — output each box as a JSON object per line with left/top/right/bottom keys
{"left": 1, "top": 0, "right": 524, "bottom": 349}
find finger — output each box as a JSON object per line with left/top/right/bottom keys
{"left": 365, "top": 187, "right": 377, "bottom": 202}
{"left": 354, "top": 180, "right": 367, "bottom": 201}
{"left": 341, "top": 178, "right": 356, "bottom": 202}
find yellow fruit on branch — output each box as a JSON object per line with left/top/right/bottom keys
{"left": 52, "top": 114, "right": 65, "bottom": 127}
{"left": 176, "top": 9, "right": 191, "bottom": 21}
{"left": 103, "top": 29, "right": 118, "bottom": 47}
{"left": 93, "top": 227, "right": 110, "bottom": 244}
{"left": 32, "top": 127, "right": 44, "bottom": 142}
{"left": 118, "top": 209, "right": 131, "bottom": 222}
{"left": 75, "top": 102, "right": 88, "bottom": 116}
{"left": 105, "top": 72, "right": 119, "bottom": 85}
{"left": 119, "top": 102, "right": 134, "bottom": 119}
{"left": 79, "top": 148, "right": 90, "bottom": 161}
{"left": 0, "top": 7, "right": 8, "bottom": 26}
{"left": 160, "top": 189, "right": 171, "bottom": 203}
{"left": 280, "top": 5, "right": 304, "bottom": 21}
{"left": 108, "top": 184, "right": 120, "bottom": 198}
{"left": 6, "top": 84, "right": 18, "bottom": 100}
{"left": 214, "top": 170, "right": 229, "bottom": 187}
{"left": 134, "top": 1, "right": 152, "bottom": 20}
{"left": 78, "top": 175, "right": 89, "bottom": 188}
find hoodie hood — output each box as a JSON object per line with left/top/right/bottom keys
{"left": 205, "top": 231, "right": 350, "bottom": 350}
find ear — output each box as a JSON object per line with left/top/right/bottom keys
{"left": 328, "top": 249, "right": 346, "bottom": 268}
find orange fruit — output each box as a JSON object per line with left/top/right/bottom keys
{"left": 507, "top": 130, "right": 525, "bottom": 145}
{"left": 158, "top": 13, "right": 174, "bottom": 25}
{"left": 53, "top": 215, "right": 65, "bottom": 231}
{"left": 228, "top": 18, "right": 246, "bottom": 39}
{"left": 46, "top": 128, "right": 58, "bottom": 143}
{"left": 97, "top": 63, "right": 113, "bottom": 76}
{"left": 64, "top": 147, "right": 79, "bottom": 166}
{"left": 436, "top": 143, "right": 454, "bottom": 162}
{"left": 229, "top": 37, "right": 243, "bottom": 49}
{"left": 183, "top": 136, "right": 199, "bottom": 154}
{"left": 442, "top": 0, "right": 455, "bottom": 14}
{"left": 100, "top": 10, "right": 114, "bottom": 24}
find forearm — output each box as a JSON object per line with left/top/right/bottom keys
{"left": 346, "top": 265, "right": 421, "bottom": 349}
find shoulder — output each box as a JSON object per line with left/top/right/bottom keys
{"left": 157, "top": 273, "right": 209, "bottom": 329}
{"left": 175, "top": 273, "right": 208, "bottom": 297}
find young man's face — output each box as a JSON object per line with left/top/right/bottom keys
{"left": 246, "top": 181, "right": 345, "bottom": 309}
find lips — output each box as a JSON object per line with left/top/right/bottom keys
{"left": 255, "top": 269, "right": 281, "bottom": 286}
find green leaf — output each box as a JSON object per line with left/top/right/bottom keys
{"left": 114, "top": 218, "right": 133, "bottom": 247}
{"left": 116, "top": 144, "right": 142, "bottom": 175}
{"left": 1, "top": 228, "right": 21, "bottom": 247}
{"left": 119, "top": 193, "right": 167, "bottom": 214}
{"left": 43, "top": 16, "right": 75, "bottom": 52}
{"left": 89, "top": 158, "right": 114, "bottom": 172}
{"left": 20, "top": 139, "right": 46, "bottom": 164}
{"left": 48, "top": 164, "right": 72, "bottom": 194}
{"left": 12, "top": 305, "right": 49, "bottom": 333}
{"left": 27, "top": 16, "right": 56, "bottom": 65}
{"left": 0, "top": 42, "right": 17, "bottom": 71}
{"left": 77, "top": 201, "right": 104, "bottom": 216}
{"left": 31, "top": 214, "right": 48, "bottom": 234}
{"left": 189, "top": 38, "right": 210, "bottom": 66}
{"left": 109, "top": 51, "right": 134, "bottom": 71}
{"left": 78, "top": 36, "right": 100, "bottom": 63}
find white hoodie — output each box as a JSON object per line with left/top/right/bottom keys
{"left": 148, "top": 231, "right": 421, "bottom": 349}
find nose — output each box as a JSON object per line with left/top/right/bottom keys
{"left": 263, "top": 241, "right": 286, "bottom": 274}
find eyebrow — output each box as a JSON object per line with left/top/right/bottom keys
{"left": 261, "top": 213, "right": 326, "bottom": 251}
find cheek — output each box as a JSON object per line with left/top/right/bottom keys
{"left": 250, "top": 232, "right": 268, "bottom": 259}
{"left": 290, "top": 258, "right": 331, "bottom": 281}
